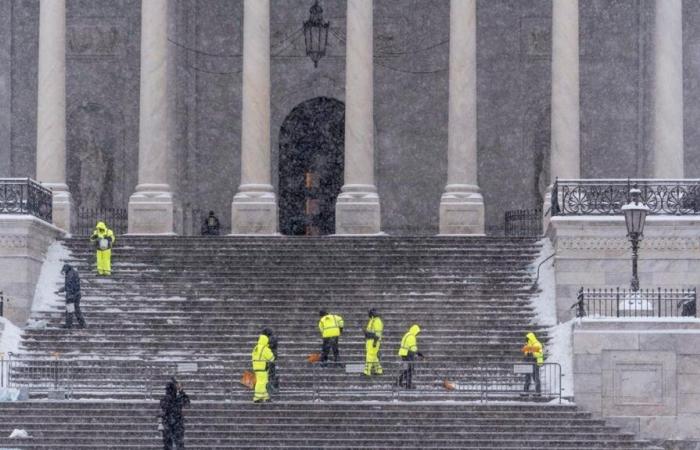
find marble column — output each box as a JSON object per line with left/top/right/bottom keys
{"left": 35, "top": 0, "right": 71, "bottom": 232}
{"left": 550, "top": 0, "right": 580, "bottom": 181}
{"left": 439, "top": 0, "right": 484, "bottom": 235}
{"left": 546, "top": 0, "right": 580, "bottom": 230}
{"left": 653, "top": 0, "right": 684, "bottom": 178}
{"left": 335, "top": 0, "right": 381, "bottom": 234}
{"left": 231, "top": 0, "right": 277, "bottom": 234}
{"left": 128, "top": 0, "right": 174, "bottom": 234}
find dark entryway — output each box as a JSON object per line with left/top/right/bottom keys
{"left": 279, "top": 97, "right": 344, "bottom": 236}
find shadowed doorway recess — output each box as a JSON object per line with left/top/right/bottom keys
{"left": 279, "top": 97, "right": 344, "bottom": 236}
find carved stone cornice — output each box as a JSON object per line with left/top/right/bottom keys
{"left": 0, "top": 235, "right": 28, "bottom": 249}
{"left": 556, "top": 236, "right": 700, "bottom": 252}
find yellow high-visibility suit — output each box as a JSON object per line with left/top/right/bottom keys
{"left": 90, "top": 221, "right": 115, "bottom": 275}
{"left": 251, "top": 334, "right": 275, "bottom": 402}
{"left": 522, "top": 332, "right": 544, "bottom": 366}
{"left": 522, "top": 332, "right": 544, "bottom": 393}
{"left": 398, "top": 324, "right": 421, "bottom": 389}
{"left": 318, "top": 314, "right": 344, "bottom": 338}
{"left": 364, "top": 315, "right": 383, "bottom": 375}
{"left": 398, "top": 324, "right": 420, "bottom": 357}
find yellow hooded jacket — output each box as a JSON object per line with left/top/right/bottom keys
{"left": 523, "top": 332, "right": 544, "bottom": 366}
{"left": 90, "top": 221, "right": 115, "bottom": 250}
{"left": 318, "top": 314, "right": 344, "bottom": 338}
{"left": 398, "top": 324, "right": 421, "bottom": 357}
{"left": 251, "top": 334, "right": 275, "bottom": 372}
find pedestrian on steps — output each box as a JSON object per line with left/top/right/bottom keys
{"left": 262, "top": 327, "right": 279, "bottom": 390}
{"left": 56, "top": 264, "right": 86, "bottom": 329}
{"left": 252, "top": 333, "right": 275, "bottom": 403}
{"left": 318, "top": 309, "right": 344, "bottom": 366}
{"left": 397, "top": 324, "right": 423, "bottom": 389}
{"left": 364, "top": 308, "right": 383, "bottom": 376}
{"left": 159, "top": 377, "right": 190, "bottom": 450}
{"left": 200, "top": 211, "right": 221, "bottom": 235}
{"left": 522, "top": 331, "right": 544, "bottom": 395}
{"left": 89, "top": 221, "right": 115, "bottom": 276}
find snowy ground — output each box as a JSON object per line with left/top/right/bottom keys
{"left": 32, "top": 241, "right": 70, "bottom": 313}
{"left": 0, "top": 318, "right": 21, "bottom": 358}
{"left": 529, "top": 239, "right": 574, "bottom": 397}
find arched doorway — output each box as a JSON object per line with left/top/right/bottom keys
{"left": 279, "top": 97, "right": 344, "bottom": 236}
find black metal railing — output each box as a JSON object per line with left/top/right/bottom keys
{"left": 573, "top": 287, "right": 697, "bottom": 318}
{"left": 74, "top": 208, "right": 128, "bottom": 236}
{"left": 504, "top": 208, "right": 543, "bottom": 237}
{"left": 551, "top": 178, "right": 700, "bottom": 216}
{"left": 0, "top": 178, "right": 52, "bottom": 222}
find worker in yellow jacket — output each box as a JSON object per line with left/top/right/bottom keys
{"left": 318, "top": 309, "right": 344, "bottom": 366}
{"left": 251, "top": 334, "right": 275, "bottom": 403}
{"left": 397, "top": 324, "right": 422, "bottom": 389}
{"left": 89, "top": 221, "right": 115, "bottom": 275}
{"left": 364, "top": 308, "right": 383, "bottom": 376}
{"left": 522, "top": 331, "right": 544, "bottom": 394}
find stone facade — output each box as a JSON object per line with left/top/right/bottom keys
{"left": 0, "top": 216, "right": 65, "bottom": 325}
{"left": 1, "top": 1, "right": 700, "bottom": 235}
{"left": 574, "top": 320, "right": 700, "bottom": 444}
{"left": 548, "top": 215, "right": 700, "bottom": 323}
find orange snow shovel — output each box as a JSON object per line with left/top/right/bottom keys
{"left": 240, "top": 370, "right": 256, "bottom": 389}
{"left": 307, "top": 352, "right": 321, "bottom": 364}
{"left": 442, "top": 379, "right": 456, "bottom": 391}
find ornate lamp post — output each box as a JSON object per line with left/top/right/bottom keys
{"left": 303, "top": 0, "right": 329, "bottom": 68}
{"left": 621, "top": 187, "right": 650, "bottom": 291}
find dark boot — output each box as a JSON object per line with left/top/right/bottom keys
{"left": 61, "top": 311, "right": 73, "bottom": 329}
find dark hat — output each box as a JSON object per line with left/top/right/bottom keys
{"left": 368, "top": 308, "right": 377, "bottom": 317}
{"left": 319, "top": 309, "right": 327, "bottom": 316}
{"left": 61, "top": 264, "right": 72, "bottom": 274}
{"left": 209, "top": 210, "right": 215, "bottom": 216}
{"left": 262, "top": 327, "right": 273, "bottom": 336}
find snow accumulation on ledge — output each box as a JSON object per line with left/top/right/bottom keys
{"left": 529, "top": 238, "right": 574, "bottom": 397}
{"left": 32, "top": 241, "right": 70, "bottom": 313}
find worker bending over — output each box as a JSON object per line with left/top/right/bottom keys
{"left": 318, "top": 309, "right": 344, "bottom": 366}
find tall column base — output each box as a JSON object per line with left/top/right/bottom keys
{"left": 127, "top": 184, "right": 174, "bottom": 234}
{"left": 44, "top": 183, "right": 72, "bottom": 233}
{"left": 231, "top": 184, "right": 278, "bottom": 234}
{"left": 439, "top": 184, "right": 484, "bottom": 235}
{"left": 335, "top": 184, "right": 381, "bottom": 235}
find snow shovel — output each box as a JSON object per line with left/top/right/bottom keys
{"left": 307, "top": 352, "right": 321, "bottom": 364}
{"left": 240, "top": 370, "right": 255, "bottom": 389}
{"left": 442, "top": 379, "right": 456, "bottom": 391}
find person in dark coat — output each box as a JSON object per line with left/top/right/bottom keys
{"left": 201, "top": 211, "right": 221, "bottom": 236}
{"left": 262, "top": 327, "right": 279, "bottom": 390}
{"left": 57, "top": 264, "right": 86, "bottom": 329}
{"left": 159, "top": 377, "right": 190, "bottom": 450}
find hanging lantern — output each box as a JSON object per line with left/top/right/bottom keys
{"left": 303, "top": 0, "right": 329, "bottom": 68}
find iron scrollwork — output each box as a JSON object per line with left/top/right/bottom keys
{"left": 552, "top": 180, "right": 700, "bottom": 216}
{"left": 0, "top": 178, "right": 53, "bottom": 223}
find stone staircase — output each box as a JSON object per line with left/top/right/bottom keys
{"left": 0, "top": 236, "right": 661, "bottom": 449}
{"left": 0, "top": 402, "right": 660, "bottom": 449}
